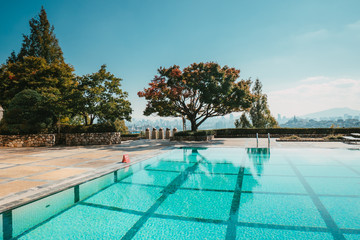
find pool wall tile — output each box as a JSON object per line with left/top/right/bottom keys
{"left": 0, "top": 213, "right": 3, "bottom": 240}
{"left": 79, "top": 173, "right": 114, "bottom": 201}
{"left": 12, "top": 188, "right": 74, "bottom": 237}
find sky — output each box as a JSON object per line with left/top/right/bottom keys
{"left": 1, "top": 0, "right": 360, "bottom": 119}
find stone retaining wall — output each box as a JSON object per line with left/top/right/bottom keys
{"left": 0, "top": 134, "right": 55, "bottom": 147}
{"left": 65, "top": 132, "right": 121, "bottom": 146}
{"left": 0, "top": 132, "right": 122, "bottom": 147}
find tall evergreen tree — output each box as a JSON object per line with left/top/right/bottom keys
{"left": 0, "top": 7, "right": 75, "bottom": 121}
{"left": 9, "top": 6, "right": 64, "bottom": 64}
{"left": 248, "top": 79, "right": 278, "bottom": 128}
{"left": 234, "top": 113, "right": 252, "bottom": 128}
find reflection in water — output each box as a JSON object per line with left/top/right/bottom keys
{"left": 246, "top": 148, "right": 271, "bottom": 176}
{"left": 180, "top": 148, "right": 271, "bottom": 194}
{"left": 242, "top": 148, "right": 271, "bottom": 203}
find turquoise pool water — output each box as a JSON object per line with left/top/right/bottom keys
{"left": 11, "top": 148, "right": 360, "bottom": 239}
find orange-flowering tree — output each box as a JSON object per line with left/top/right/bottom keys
{"left": 138, "top": 62, "right": 254, "bottom": 131}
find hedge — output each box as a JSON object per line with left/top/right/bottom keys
{"left": 214, "top": 128, "right": 360, "bottom": 137}
{"left": 59, "top": 122, "right": 118, "bottom": 133}
{"left": 174, "top": 130, "right": 215, "bottom": 137}
{"left": 121, "top": 133, "right": 140, "bottom": 137}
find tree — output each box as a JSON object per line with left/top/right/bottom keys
{"left": 0, "top": 89, "right": 54, "bottom": 134}
{"left": 74, "top": 65, "right": 132, "bottom": 125}
{"left": 234, "top": 113, "right": 252, "bottom": 128}
{"left": 0, "top": 56, "right": 75, "bottom": 114}
{"left": 114, "top": 119, "right": 129, "bottom": 134}
{"left": 138, "top": 62, "right": 253, "bottom": 131}
{"left": 0, "top": 7, "right": 75, "bottom": 120}
{"left": 248, "top": 79, "right": 278, "bottom": 128}
{"left": 9, "top": 6, "right": 64, "bottom": 64}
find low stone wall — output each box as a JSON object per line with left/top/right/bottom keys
{"left": 65, "top": 132, "right": 121, "bottom": 146}
{"left": 0, "top": 134, "right": 55, "bottom": 147}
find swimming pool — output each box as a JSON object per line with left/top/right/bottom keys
{"left": 4, "top": 147, "right": 360, "bottom": 239}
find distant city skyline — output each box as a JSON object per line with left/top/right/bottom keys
{"left": 1, "top": 0, "right": 360, "bottom": 119}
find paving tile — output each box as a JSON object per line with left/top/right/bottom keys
{"left": 71, "top": 152, "right": 111, "bottom": 159}
{"left": 0, "top": 166, "right": 56, "bottom": 178}
{"left": 76, "top": 160, "right": 118, "bottom": 168}
{"left": 0, "top": 163, "right": 14, "bottom": 169}
{"left": 34, "top": 158, "right": 91, "bottom": 167}
{"left": 0, "top": 180, "right": 46, "bottom": 197}
{"left": 27, "top": 168, "right": 91, "bottom": 180}
{"left": 0, "top": 157, "right": 48, "bottom": 165}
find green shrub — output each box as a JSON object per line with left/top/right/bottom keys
{"left": 59, "top": 122, "right": 118, "bottom": 133}
{"left": 279, "top": 135, "right": 301, "bottom": 140}
{"left": 121, "top": 133, "right": 140, "bottom": 137}
{"left": 0, "top": 89, "right": 55, "bottom": 135}
{"left": 174, "top": 130, "right": 215, "bottom": 137}
{"left": 215, "top": 128, "right": 360, "bottom": 136}
{"left": 323, "top": 134, "right": 344, "bottom": 140}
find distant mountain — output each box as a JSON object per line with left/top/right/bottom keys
{"left": 301, "top": 107, "right": 360, "bottom": 119}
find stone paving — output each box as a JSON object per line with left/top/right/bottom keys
{"left": 0, "top": 138, "right": 358, "bottom": 211}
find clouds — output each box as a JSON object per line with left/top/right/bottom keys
{"left": 268, "top": 77, "right": 360, "bottom": 117}
{"left": 346, "top": 20, "right": 360, "bottom": 31}
{"left": 300, "top": 76, "right": 329, "bottom": 83}
{"left": 294, "top": 29, "right": 329, "bottom": 42}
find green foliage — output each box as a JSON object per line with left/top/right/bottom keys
{"left": 121, "top": 133, "right": 140, "bottom": 137}
{"left": 0, "top": 7, "right": 132, "bottom": 135}
{"left": 280, "top": 135, "right": 301, "bottom": 140}
{"left": 323, "top": 134, "right": 344, "bottom": 140}
{"left": 73, "top": 65, "right": 132, "bottom": 125}
{"left": 0, "top": 7, "right": 76, "bottom": 121}
{"left": 0, "top": 56, "right": 75, "bottom": 112}
{"left": 248, "top": 79, "right": 278, "bottom": 128}
{"left": 10, "top": 6, "right": 64, "bottom": 64}
{"left": 0, "top": 89, "right": 54, "bottom": 134}
{"left": 174, "top": 130, "right": 215, "bottom": 137}
{"left": 235, "top": 113, "right": 252, "bottom": 128}
{"left": 215, "top": 128, "right": 360, "bottom": 137}
{"left": 59, "top": 122, "right": 118, "bottom": 133}
{"left": 114, "top": 119, "right": 128, "bottom": 134}
{"left": 138, "top": 62, "right": 253, "bottom": 131}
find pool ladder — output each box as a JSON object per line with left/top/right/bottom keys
{"left": 256, "top": 133, "right": 271, "bottom": 148}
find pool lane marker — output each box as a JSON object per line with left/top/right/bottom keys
{"left": 121, "top": 159, "right": 201, "bottom": 240}
{"left": 2, "top": 210, "right": 12, "bottom": 240}
{"left": 74, "top": 185, "right": 80, "bottom": 203}
{"left": 225, "top": 167, "right": 245, "bottom": 240}
{"left": 287, "top": 159, "right": 346, "bottom": 240}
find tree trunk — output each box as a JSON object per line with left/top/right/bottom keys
{"left": 190, "top": 119, "right": 198, "bottom": 131}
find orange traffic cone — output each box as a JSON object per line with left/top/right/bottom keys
{"left": 122, "top": 154, "right": 130, "bottom": 163}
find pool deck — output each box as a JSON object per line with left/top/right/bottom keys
{"left": 0, "top": 138, "right": 358, "bottom": 212}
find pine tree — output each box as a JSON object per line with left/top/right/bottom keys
{"left": 0, "top": 7, "right": 75, "bottom": 120}
{"left": 248, "top": 79, "right": 278, "bottom": 128}
{"left": 235, "top": 113, "right": 252, "bottom": 128}
{"left": 12, "top": 6, "right": 64, "bottom": 64}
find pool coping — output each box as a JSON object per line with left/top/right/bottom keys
{"left": 0, "top": 146, "right": 176, "bottom": 214}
